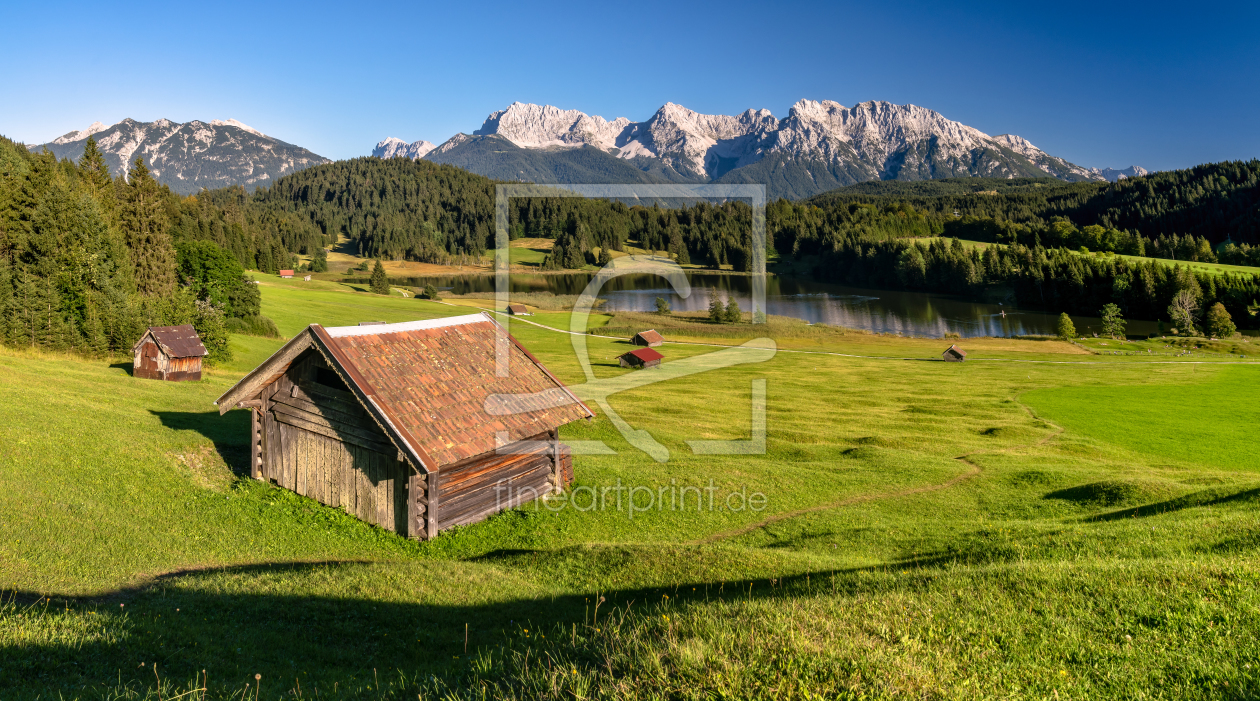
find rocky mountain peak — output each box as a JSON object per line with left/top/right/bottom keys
{"left": 373, "top": 137, "right": 436, "bottom": 160}
{"left": 32, "top": 117, "right": 328, "bottom": 194}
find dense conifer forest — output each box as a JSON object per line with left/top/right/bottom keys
{"left": 5, "top": 138, "right": 1259, "bottom": 362}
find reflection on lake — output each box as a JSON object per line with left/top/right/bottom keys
{"left": 382, "top": 272, "right": 1163, "bottom": 339}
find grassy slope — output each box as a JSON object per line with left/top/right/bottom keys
{"left": 2, "top": 281, "right": 1259, "bottom": 699}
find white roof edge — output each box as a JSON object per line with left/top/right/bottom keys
{"left": 323, "top": 313, "right": 491, "bottom": 338}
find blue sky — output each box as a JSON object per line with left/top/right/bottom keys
{"left": 2, "top": 0, "right": 1256, "bottom": 171}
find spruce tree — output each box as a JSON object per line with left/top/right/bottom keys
{"left": 708, "top": 288, "right": 724, "bottom": 323}
{"left": 78, "top": 136, "right": 117, "bottom": 220}
{"left": 120, "top": 157, "right": 175, "bottom": 296}
{"left": 370, "top": 260, "right": 390, "bottom": 295}
{"left": 724, "top": 298, "right": 742, "bottom": 323}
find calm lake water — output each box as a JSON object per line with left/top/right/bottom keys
{"left": 385, "top": 272, "right": 1164, "bottom": 339}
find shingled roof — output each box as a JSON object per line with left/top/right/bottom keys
{"left": 132, "top": 325, "right": 208, "bottom": 358}
{"left": 215, "top": 313, "right": 592, "bottom": 472}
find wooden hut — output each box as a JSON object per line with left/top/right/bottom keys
{"left": 942, "top": 345, "right": 967, "bottom": 362}
{"left": 132, "top": 325, "right": 208, "bottom": 381}
{"left": 214, "top": 313, "right": 592, "bottom": 540}
{"left": 632, "top": 329, "right": 665, "bottom": 347}
{"left": 619, "top": 347, "right": 663, "bottom": 369}
{"left": 506, "top": 304, "right": 530, "bottom": 316}
{"left": 279, "top": 269, "right": 294, "bottom": 278}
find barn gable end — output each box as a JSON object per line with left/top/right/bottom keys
{"left": 216, "top": 313, "right": 592, "bottom": 539}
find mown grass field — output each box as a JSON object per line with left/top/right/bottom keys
{"left": 2, "top": 279, "right": 1259, "bottom": 700}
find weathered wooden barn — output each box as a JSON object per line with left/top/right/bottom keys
{"left": 132, "top": 325, "right": 208, "bottom": 381}
{"left": 506, "top": 304, "right": 530, "bottom": 316}
{"left": 632, "top": 330, "right": 664, "bottom": 347}
{"left": 942, "top": 345, "right": 967, "bottom": 362}
{"left": 215, "top": 313, "right": 592, "bottom": 539}
{"left": 619, "top": 347, "right": 663, "bottom": 369}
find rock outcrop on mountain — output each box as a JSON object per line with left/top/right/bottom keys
{"left": 419, "top": 100, "right": 1139, "bottom": 199}
{"left": 373, "top": 137, "right": 436, "bottom": 160}
{"left": 31, "top": 119, "right": 329, "bottom": 195}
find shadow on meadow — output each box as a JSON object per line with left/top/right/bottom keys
{"left": 151, "top": 409, "right": 252, "bottom": 477}
{"left": 1, "top": 552, "right": 939, "bottom": 698}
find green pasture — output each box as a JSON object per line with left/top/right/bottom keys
{"left": 2, "top": 281, "right": 1259, "bottom": 699}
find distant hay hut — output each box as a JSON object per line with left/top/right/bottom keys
{"left": 303, "top": 275, "right": 312, "bottom": 282}
{"left": 507, "top": 304, "right": 530, "bottom": 316}
{"left": 942, "top": 345, "right": 967, "bottom": 362}
{"left": 132, "top": 325, "right": 208, "bottom": 381}
{"left": 279, "top": 269, "right": 294, "bottom": 278}
{"left": 214, "top": 313, "right": 593, "bottom": 540}
{"left": 632, "top": 329, "right": 664, "bottom": 347}
{"left": 619, "top": 347, "right": 663, "bottom": 369}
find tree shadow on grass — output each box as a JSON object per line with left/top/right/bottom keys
{"left": 0, "top": 557, "right": 879, "bottom": 698}
{"left": 110, "top": 361, "right": 134, "bottom": 376}
{"left": 150, "top": 409, "right": 252, "bottom": 477}
{"left": 1086, "top": 485, "right": 1260, "bottom": 522}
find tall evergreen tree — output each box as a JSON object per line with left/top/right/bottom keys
{"left": 369, "top": 259, "right": 390, "bottom": 295}
{"left": 78, "top": 136, "right": 117, "bottom": 220}
{"left": 119, "top": 157, "right": 175, "bottom": 296}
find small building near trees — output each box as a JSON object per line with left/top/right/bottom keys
{"left": 619, "top": 347, "right": 664, "bottom": 369}
{"left": 942, "top": 345, "right": 967, "bottom": 362}
{"left": 632, "top": 330, "right": 665, "bottom": 347}
{"left": 506, "top": 304, "right": 530, "bottom": 316}
{"left": 214, "top": 313, "right": 592, "bottom": 539}
{"left": 279, "top": 269, "right": 294, "bottom": 278}
{"left": 132, "top": 325, "right": 208, "bottom": 381}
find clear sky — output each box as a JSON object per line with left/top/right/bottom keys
{"left": 2, "top": 0, "right": 1256, "bottom": 172}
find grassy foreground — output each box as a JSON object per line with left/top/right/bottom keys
{"left": 2, "top": 279, "right": 1259, "bottom": 700}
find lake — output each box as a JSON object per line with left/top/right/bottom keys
{"left": 381, "top": 272, "right": 1165, "bottom": 339}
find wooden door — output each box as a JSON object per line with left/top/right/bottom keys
{"left": 139, "top": 342, "right": 160, "bottom": 378}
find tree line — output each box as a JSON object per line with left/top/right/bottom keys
{"left": 0, "top": 135, "right": 280, "bottom": 361}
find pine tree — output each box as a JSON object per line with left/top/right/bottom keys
{"left": 370, "top": 259, "right": 390, "bottom": 295}
{"left": 78, "top": 136, "right": 117, "bottom": 220}
{"left": 724, "top": 298, "right": 743, "bottom": 324}
{"left": 708, "top": 288, "right": 724, "bottom": 323}
{"left": 119, "top": 157, "right": 175, "bottom": 296}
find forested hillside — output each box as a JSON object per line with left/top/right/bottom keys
{"left": 811, "top": 161, "right": 1260, "bottom": 250}
{"left": 0, "top": 134, "right": 302, "bottom": 360}
{"left": 9, "top": 138, "right": 1259, "bottom": 360}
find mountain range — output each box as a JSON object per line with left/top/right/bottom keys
{"left": 380, "top": 100, "right": 1148, "bottom": 200}
{"left": 29, "top": 118, "right": 330, "bottom": 195}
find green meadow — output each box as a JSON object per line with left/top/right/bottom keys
{"left": 2, "top": 279, "right": 1259, "bottom": 700}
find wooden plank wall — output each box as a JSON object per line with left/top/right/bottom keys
{"left": 258, "top": 350, "right": 425, "bottom": 536}
{"left": 436, "top": 435, "right": 554, "bottom": 531}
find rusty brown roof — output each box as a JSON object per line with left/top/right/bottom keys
{"left": 507, "top": 304, "right": 528, "bottom": 314}
{"left": 621, "top": 348, "right": 664, "bottom": 363}
{"left": 634, "top": 330, "right": 664, "bottom": 344}
{"left": 314, "top": 313, "right": 591, "bottom": 469}
{"left": 135, "top": 325, "right": 208, "bottom": 358}
{"left": 944, "top": 344, "right": 967, "bottom": 357}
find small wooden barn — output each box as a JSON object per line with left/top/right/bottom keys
{"left": 279, "top": 269, "right": 294, "bottom": 278}
{"left": 632, "top": 329, "right": 665, "bottom": 347}
{"left": 619, "top": 347, "right": 663, "bottom": 369}
{"left": 942, "top": 344, "right": 967, "bottom": 362}
{"left": 215, "top": 313, "right": 592, "bottom": 539}
{"left": 506, "top": 304, "right": 530, "bottom": 316}
{"left": 132, "top": 325, "right": 208, "bottom": 381}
